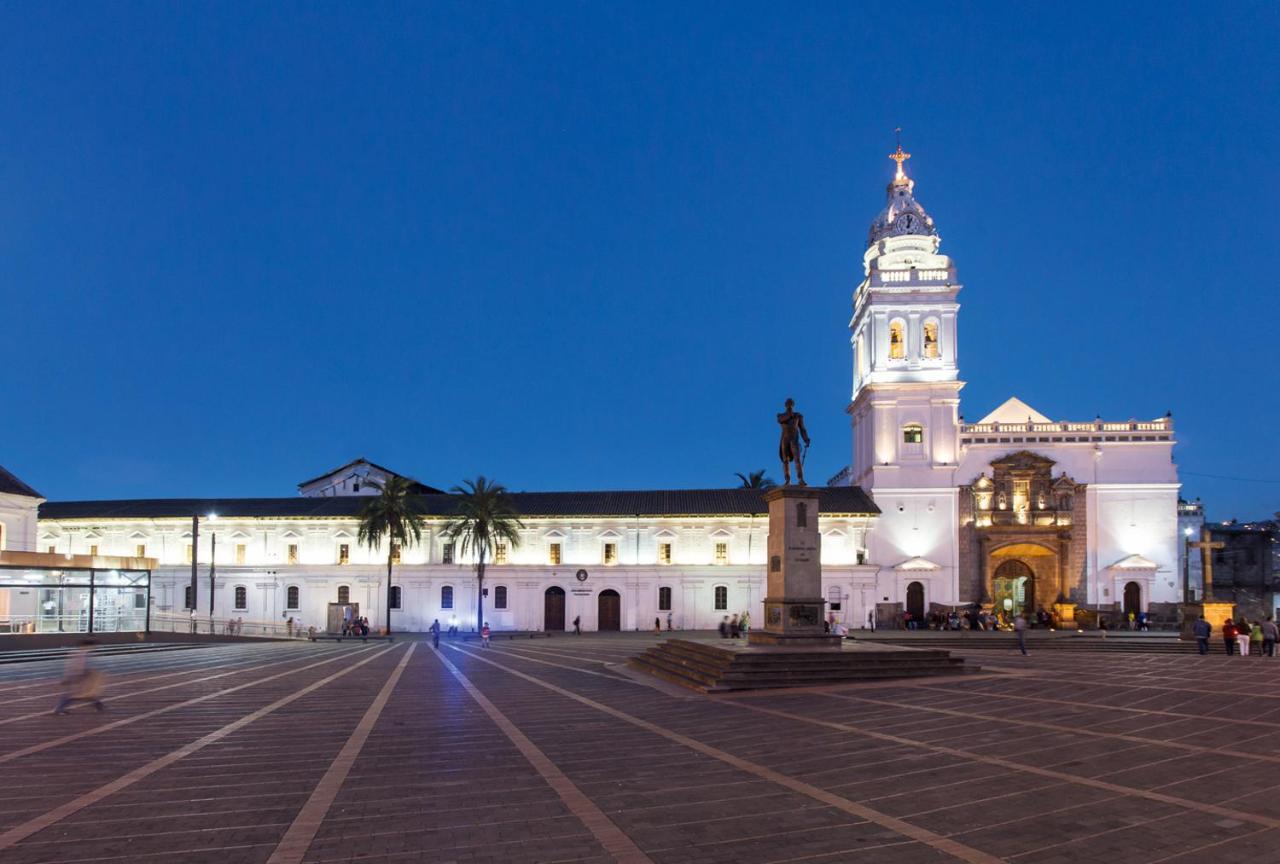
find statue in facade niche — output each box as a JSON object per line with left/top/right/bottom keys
{"left": 777, "top": 398, "right": 811, "bottom": 486}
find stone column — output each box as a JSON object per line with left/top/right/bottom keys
{"left": 748, "top": 487, "right": 840, "bottom": 648}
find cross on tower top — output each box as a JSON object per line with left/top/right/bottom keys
{"left": 889, "top": 128, "right": 910, "bottom": 180}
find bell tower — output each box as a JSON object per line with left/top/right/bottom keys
{"left": 847, "top": 138, "right": 963, "bottom": 606}
{"left": 848, "top": 139, "right": 963, "bottom": 488}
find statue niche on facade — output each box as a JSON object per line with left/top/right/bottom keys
{"left": 777, "top": 398, "right": 811, "bottom": 486}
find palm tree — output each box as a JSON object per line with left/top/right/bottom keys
{"left": 443, "top": 476, "right": 524, "bottom": 633}
{"left": 735, "top": 470, "right": 776, "bottom": 490}
{"left": 357, "top": 476, "right": 426, "bottom": 636}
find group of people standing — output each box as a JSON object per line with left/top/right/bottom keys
{"left": 717, "top": 613, "right": 750, "bottom": 639}
{"left": 341, "top": 616, "right": 371, "bottom": 638}
{"left": 1193, "top": 615, "right": 1279, "bottom": 656}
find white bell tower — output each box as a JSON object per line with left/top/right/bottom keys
{"left": 848, "top": 139, "right": 963, "bottom": 606}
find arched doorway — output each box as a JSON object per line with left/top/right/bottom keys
{"left": 544, "top": 587, "right": 565, "bottom": 631}
{"left": 1123, "top": 581, "right": 1142, "bottom": 617}
{"left": 992, "top": 560, "right": 1035, "bottom": 618}
{"left": 598, "top": 589, "right": 621, "bottom": 631}
{"left": 906, "top": 581, "right": 925, "bottom": 622}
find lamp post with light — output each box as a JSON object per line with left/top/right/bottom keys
{"left": 189, "top": 512, "right": 218, "bottom": 632}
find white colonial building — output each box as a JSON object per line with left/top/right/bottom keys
{"left": 14, "top": 143, "right": 1182, "bottom": 634}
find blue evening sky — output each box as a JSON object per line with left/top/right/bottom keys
{"left": 1, "top": 2, "right": 1276, "bottom": 519}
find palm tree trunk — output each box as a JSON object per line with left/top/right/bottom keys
{"left": 476, "top": 555, "right": 485, "bottom": 633}
{"left": 386, "top": 552, "right": 394, "bottom": 636}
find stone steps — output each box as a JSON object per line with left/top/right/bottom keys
{"left": 854, "top": 635, "right": 1199, "bottom": 653}
{"left": 628, "top": 638, "right": 974, "bottom": 693}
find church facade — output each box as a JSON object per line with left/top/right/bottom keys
{"left": 14, "top": 145, "right": 1182, "bottom": 633}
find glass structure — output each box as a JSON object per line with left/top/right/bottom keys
{"left": 0, "top": 565, "right": 151, "bottom": 634}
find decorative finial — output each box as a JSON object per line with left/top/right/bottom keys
{"left": 889, "top": 128, "right": 910, "bottom": 180}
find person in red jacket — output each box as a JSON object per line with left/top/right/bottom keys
{"left": 1223, "top": 619, "right": 1237, "bottom": 656}
{"left": 481, "top": 622, "right": 491, "bottom": 648}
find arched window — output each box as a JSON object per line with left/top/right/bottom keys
{"left": 441, "top": 585, "right": 454, "bottom": 609}
{"left": 902, "top": 423, "right": 924, "bottom": 444}
{"left": 337, "top": 585, "right": 350, "bottom": 604}
{"left": 714, "top": 585, "right": 728, "bottom": 611}
{"left": 658, "top": 586, "right": 672, "bottom": 611}
{"left": 286, "top": 585, "right": 299, "bottom": 610}
{"left": 923, "top": 320, "right": 939, "bottom": 359}
{"left": 494, "top": 585, "right": 508, "bottom": 609}
{"left": 389, "top": 585, "right": 401, "bottom": 609}
{"left": 234, "top": 585, "right": 247, "bottom": 611}
{"left": 889, "top": 320, "right": 906, "bottom": 360}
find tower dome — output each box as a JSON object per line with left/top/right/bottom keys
{"left": 866, "top": 141, "right": 937, "bottom": 247}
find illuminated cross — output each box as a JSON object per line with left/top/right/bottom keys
{"left": 1187, "top": 527, "right": 1225, "bottom": 601}
{"left": 889, "top": 128, "right": 910, "bottom": 180}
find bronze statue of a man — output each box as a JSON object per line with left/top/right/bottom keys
{"left": 777, "top": 398, "right": 810, "bottom": 486}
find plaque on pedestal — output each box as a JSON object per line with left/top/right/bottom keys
{"left": 748, "top": 486, "right": 841, "bottom": 648}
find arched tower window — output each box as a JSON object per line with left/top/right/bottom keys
{"left": 889, "top": 320, "right": 905, "bottom": 360}
{"left": 923, "top": 319, "right": 939, "bottom": 359}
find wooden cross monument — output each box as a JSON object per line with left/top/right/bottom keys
{"left": 1188, "top": 527, "right": 1225, "bottom": 601}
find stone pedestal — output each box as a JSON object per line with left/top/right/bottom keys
{"left": 1052, "top": 602, "right": 1078, "bottom": 630}
{"left": 748, "top": 487, "right": 841, "bottom": 648}
{"left": 1180, "top": 601, "right": 1235, "bottom": 637}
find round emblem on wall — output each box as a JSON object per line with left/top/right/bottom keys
{"left": 575, "top": 569, "right": 589, "bottom": 582}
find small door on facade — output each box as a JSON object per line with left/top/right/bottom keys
{"left": 326, "top": 602, "right": 359, "bottom": 635}
{"left": 544, "top": 587, "right": 566, "bottom": 631}
{"left": 1123, "top": 581, "right": 1142, "bottom": 617}
{"left": 906, "top": 581, "right": 925, "bottom": 621}
{"left": 598, "top": 589, "right": 621, "bottom": 632}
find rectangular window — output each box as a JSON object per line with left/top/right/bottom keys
{"left": 234, "top": 586, "right": 247, "bottom": 610}
{"left": 548, "top": 542, "right": 562, "bottom": 565}
{"left": 658, "top": 543, "right": 672, "bottom": 565}
{"left": 714, "top": 585, "right": 728, "bottom": 611}
{"left": 442, "top": 542, "right": 454, "bottom": 565}
{"left": 286, "top": 585, "right": 299, "bottom": 609}
{"left": 136, "top": 544, "right": 147, "bottom": 558}
{"left": 391, "top": 543, "right": 401, "bottom": 564}
{"left": 441, "top": 585, "right": 454, "bottom": 609}
{"left": 235, "top": 544, "right": 246, "bottom": 565}
{"left": 658, "top": 586, "right": 672, "bottom": 611}
{"left": 184, "top": 585, "right": 194, "bottom": 610}
{"left": 89, "top": 545, "right": 99, "bottom": 557}
{"left": 714, "top": 542, "right": 728, "bottom": 565}
{"left": 337, "top": 585, "right": 350, "bottom": 604}
{"left": 46, "top": 545, "right": 56, "bottom": 554}
{"left": 603, "top": 542, "right": 618, "bottom": 565}
{"left": 494, "top": 543, "right": 508, "bottom": 565}
{"left": 390, "top": 585, "right": 401, "bottom": 609}
{"left": 338, "top": 544, "right": 350, "bottom": 565}
{"left": 495, "top": 585, "right": 508, "bottom": 609}
{"left": 185, "top": 544, "right": 194, "bottom": 564}
{"left": 287, "top": 544, "right": 299, "bottom": 565}
{"left": 134, "top": 592, "right": 147, "bottom": 609}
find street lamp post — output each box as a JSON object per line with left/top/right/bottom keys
{"left": 190, "top": 513, "right": 218, "bottom": 633}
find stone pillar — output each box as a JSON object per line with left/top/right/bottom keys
{"left": 977, "top": 537, "right": 990, "bottom": 604}
{"left": 748, "top": 487, "right": 840, "bottom": 648}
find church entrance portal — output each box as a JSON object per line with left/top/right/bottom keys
{"left": 544, "top": 587, "right": 566, "bottom": 631}
{"left": 1123, "top": 581, "right": 1142, "bottom": 617}
{"left": 992, "top": 560, "right": 1035, "bottom": 619}
{"left": 598, "top": 589, "right": 621, "bottom": 631}
{"left": 906, "top": 581, "right": 925, "bottom": 622}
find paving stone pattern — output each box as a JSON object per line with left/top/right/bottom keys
{"left": 0, "top": 634, "right": 1278, "bottom": 862}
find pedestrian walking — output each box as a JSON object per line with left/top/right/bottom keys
{"left": 430, "top": 618, "right": 441, "bottom": 649}
{"left": 1014, "top": 613, "right": 1028, "bottom": 656}
{"left": 1263, "top": 617, "right": 1278, "bottom": 657}
{"left": 1223, "top": 619, "right": 1237, "bottom": 655}
{"left": 481, "top": 622, "right": 491, "bottom": 648}
{"left": 729, "top": 614, "right": 740, "bottom": 638}
{"left": 666, "top": 612, "right": 673, "bottom": 631}
{"left": 54, "top": 640, "right": 105, "bottom": 715}
{"left": 653, "top": 617, "right": 661, "bottom": 635}
{"left": 573, "top": 615, "right": 581, "bottom": 635}
{"left": 719, "top": 616, "right": 729, "bottom": 638}
{"left": 1250, "top": 621, "right": 1263, "bottom": 657}
{"left": 1192, "top": 615, "right": 1211, "bottom": 655}
{"left": 740, "top": 611, "right": 749, "bottom": 635}
{"left": 1237, "top": 619, "right": 1253, "bottom": 656}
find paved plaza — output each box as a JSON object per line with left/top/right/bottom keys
{"left": 0, "top": 635, "right": 1279, "bottom": 863}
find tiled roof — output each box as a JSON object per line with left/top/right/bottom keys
{"left": 38, "top": 486, "right": 879, "bottom": 521}
{"left": 0, "top": 465, "right": 42, "bottom": 499}
{"left": 296, "top": 457, "right": 443, "bottom": 494}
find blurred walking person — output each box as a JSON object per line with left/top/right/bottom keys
{"left": 1192, "top": 615, "right": 1211, "bottom": 655}
{"left": 54, "top": 640, "right": 105, "bottom": 715}
{"left": 1263, "top": 617, "right": 1278, "bottom": 657}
